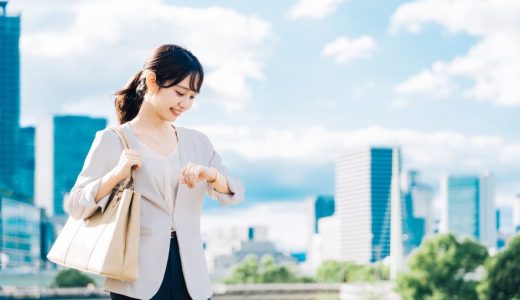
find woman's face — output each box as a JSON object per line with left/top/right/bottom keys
{"left": 146, "top": 73, "right": 199, "bottom": 121}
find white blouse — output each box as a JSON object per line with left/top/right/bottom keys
{"left": 126, "top": 123, "right": 181, "bottom": 232}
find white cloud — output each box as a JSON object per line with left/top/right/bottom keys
{"left": 394, "top": 61, "right": 455, "bottom": 98}
{"left": 11, "top": 0, "right": 274, "bottom": 117}
{"left": 288, "top": 0, "right": 346, "bottom": 20}
{"left": 323, "top": 35, "right": 376, "bottom": 64}
{"left": 390, "top": 0, "right": 520, "bottom": 106}
{"left": 59, "top": 95, "right": 114, "bottom": 117}
{"left": 194, "top": 124, "right": 520, "bottom": 180}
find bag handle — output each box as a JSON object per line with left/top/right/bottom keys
{"left": 110, "top": 125, "right": 136, "bottom": 190}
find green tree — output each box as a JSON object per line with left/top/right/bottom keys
{"left": 478, "top": 234, "right": 520, "bottom": 300}
{"left": 224, "top": 254, "right": 305, "bottom": 284}
{"left": 315, "top": 260, "right": 348, "bottom": 282}
{"left": 315, "top": 260, "right": 388, "bottom": 283}
{"left": 258, "top": 255, "right": 298, "bottom": 283}
{"left": 396, "top": 233, "right": 488, "bottom": 300}
{"left": 50, "top": 268, "right": 96, "bottom": 288}
{"left": 225, "top": 254, "right": 259, "bottom": 284}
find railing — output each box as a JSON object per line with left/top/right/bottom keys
{"left": 0, "top": 282, "right": 401, "bottom": 300}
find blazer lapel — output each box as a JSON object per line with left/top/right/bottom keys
{"left": 173, "top": 125, "right": 189, "bottom": 213}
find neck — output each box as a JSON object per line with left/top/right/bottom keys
{"left": 130, "top": 102, "right": 171, "bottom": 134}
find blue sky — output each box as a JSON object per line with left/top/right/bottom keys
{"left": 10, "top": 0, "right": 520, "bottom": 250}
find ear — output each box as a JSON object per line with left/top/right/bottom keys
{"left": 145, "top": 71, "right": 159, "bottom": 94}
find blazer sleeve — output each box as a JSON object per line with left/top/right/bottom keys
{"left": 201, "top": 133, "right": 245, "bottom": 206}
{"left": 63, "top": 128, "right": 121, "bottom": 220}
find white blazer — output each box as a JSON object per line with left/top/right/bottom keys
{"left": 63, "top": 122, "right": 245, "bottom": 300}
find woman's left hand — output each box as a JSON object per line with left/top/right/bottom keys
{"left": 178, "top": 162, "right": 216, "bottom": 189}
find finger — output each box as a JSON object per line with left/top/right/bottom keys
{"left": 190, "top": 167, "right": 197, "bottom": 188}
{"left": 192, "top": 165, "right": 200, "bottom": 184}
{"left": 186, "top": 167, "right": 193, "bottom": 188}
{"left": 179, "top": 168, "right": 186, "bottom": 184}
{"left": 188, "top": 171, "right": 194, "bottom": 188}
{"left": 194, "top": 165, "right": 201, "bottom": 178}
{"left": 130, "top": 159, "right": 141, "bottom": 170}
{"left": 182, "top": 170, "right": 190, "bottom": 186}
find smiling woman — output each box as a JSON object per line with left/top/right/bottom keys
{"left": 62, "top": 44, "right": 245, "bottom": 300}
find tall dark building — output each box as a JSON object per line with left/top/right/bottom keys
{"left": 0, "top": 1, "right": 21, "bottom": 192}
{"left": 311, "top": 195, "right": 335, "bottom": 234}
{"left": 36, "top": 116, "right": 107, "bottom": 216}
{"left": 16, "top": 126, "right": 36, "bottom": 203}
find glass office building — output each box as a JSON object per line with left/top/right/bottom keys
{"left": 36, "top": 115, "right": 107, "bottom": 216}
{"left": 440, "top": 173, "right": 496, "bottom": 248}
{"left": 311, "top": 195, "right": 335, "bottom": 234}
{"left": 0, "top": 2, "right": 21, "bottom": 193}
{"left": 0, "top": 197, "right": 42, "bottom": 270}
{"left": 401, "top": 170, "right": 433, "bottom": 255}
{"left": 15, "top": 126, "right": 36, "bottom": 204}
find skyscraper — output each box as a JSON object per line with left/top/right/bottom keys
{"left": 440, "top": 173, "right": 496, "bottom": 248}
{"left": 304, "top": 195, "right": 337, "bottom": 273}
{"left": 401, "top": 170, "right": 433, "bottom": 255}
{"left": 336, "top": 147, "right": 401, "bottom": 263}
{"left": 0, "top": 196, "right": 42, "bottom": 270}
{"left": 308, "top": 195, "right": 335, "bottom": 234}
{"left": 0, "top": 1, "right": 21, "bottom": 192}
{"left": 15, "top": 126, "right": 35, "bottom": 203}
{"left": 35, "top": 115, "right": 107, "bottom": 217}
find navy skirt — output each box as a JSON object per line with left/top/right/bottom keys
{"left": 110, "top": 232, "right": 205, "bottom": 300}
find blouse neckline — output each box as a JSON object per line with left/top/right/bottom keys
{"left": 124, "top": 122, "right": 180, "bottom": 159}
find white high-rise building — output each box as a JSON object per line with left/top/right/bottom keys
{"left": 303, "top": 195, "right": 336, "bottom": 274}
{"left": 304, "top": 215, "right": 340, "bottom": 274}
{"left": 335, "top": 146, "right": 401, "bottom": 263}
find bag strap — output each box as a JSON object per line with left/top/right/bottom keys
{"left": 110, "top": 125, "right": 136, "bottom": 190}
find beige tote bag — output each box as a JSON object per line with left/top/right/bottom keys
{"left": 47, "top": 125, "right": 141, "bottom": 282}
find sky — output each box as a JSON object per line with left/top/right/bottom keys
{"left": 9, "top": 0, "right": 520, "bottom": 252}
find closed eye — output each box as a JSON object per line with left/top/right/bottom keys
{"left": 176, "top": 91, "right": 196, "bottom": 99}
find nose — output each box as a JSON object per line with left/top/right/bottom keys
{"left": 178, "top": 98, "right": 190, "bottom": 110}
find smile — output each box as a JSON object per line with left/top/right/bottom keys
{"left": 170, "top": 108, "right": 182, "bottom": 116}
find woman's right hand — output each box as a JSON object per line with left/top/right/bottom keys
{"left": 112, "top": 149, "right": 142, "bottom": 181}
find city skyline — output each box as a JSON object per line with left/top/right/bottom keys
{"left": 2, "top": 0, "right": 519, "bottom": 255}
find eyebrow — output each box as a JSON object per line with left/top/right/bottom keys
{"left": 176, "top": 85, "right": 198, "bottom": 94}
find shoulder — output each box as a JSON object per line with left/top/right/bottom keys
{"left": 176, "top": 125, "right": 213, "bottom": 148}
{"left": 91, "top": 126, "right": 123, "bottom": 148}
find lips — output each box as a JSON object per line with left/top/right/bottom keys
{"left": 170, "top": 108, "right": 182, "bottom": 116}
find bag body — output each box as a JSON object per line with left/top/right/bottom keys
{"left": 47, "top": 125, "right": 141, "bottom": 282}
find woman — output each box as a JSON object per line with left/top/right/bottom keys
{"left": 64, "top": 44, "right": 245, "bottom": 300}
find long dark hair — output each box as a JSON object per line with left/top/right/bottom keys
{"left": 114, "top": 44, "right": 204, "bottom": 124}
